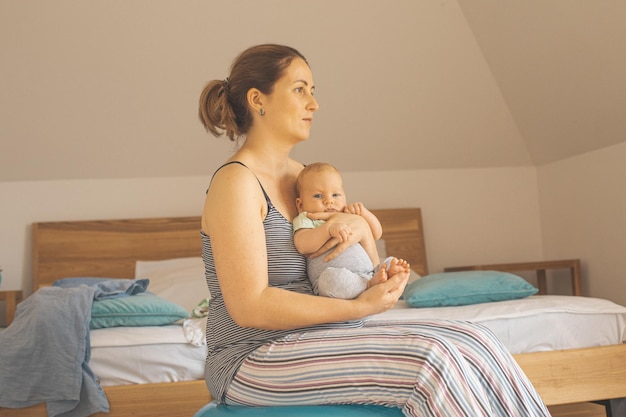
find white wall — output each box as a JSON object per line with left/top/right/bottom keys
{"left": 343, "top": 167, "right": 544, "bottom": 272}
{"left": 538, "top": 141, "right": 626, "bottom": 307}
{"left": 0, "top": 176, "right": 209, "bottom": 296}
{"left": 0, "top": 167, "right": 543, "bottom": 323}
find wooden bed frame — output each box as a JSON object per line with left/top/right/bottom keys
{"left": 1, "top": 208, "right": 625, "bottom": 416}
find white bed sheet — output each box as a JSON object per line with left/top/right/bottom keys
{"left": 89, "top": 295, "right": 626, "bottom": 385}
{"left": 367, "top": 295, "right": 626, "bottom": 354}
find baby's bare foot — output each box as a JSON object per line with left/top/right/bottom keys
{"left": 387, "top": 257, "right": 410, "bottom": 277}
{"left": 368, "top": 265, "right": 388, "bottom": 288}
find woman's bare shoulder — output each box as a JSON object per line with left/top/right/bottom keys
{"left": 211, "top": 161, "right": 257, "bottom": 187}
{"left": 203, "top": 162, "right": 265, "bottom": 232}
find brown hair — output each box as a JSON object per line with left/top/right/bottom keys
{"left": 198, "top": 44, "right": 309, "bottom": 141}
{"left": 296, "top": 162, "right": 342, "bottom": 197}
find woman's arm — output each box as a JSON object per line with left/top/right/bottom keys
{"left": 202, "top": 165, "right": 406, "bottom": 330}
{"left": 306, "top": 211, "right": 375, "bottom": 262}
{"left": 294, "top": 220, "right": 351, "bottom": 254}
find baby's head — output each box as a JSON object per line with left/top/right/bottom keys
{"left": 296, "top": 162, "right": 347, "bottom": 214}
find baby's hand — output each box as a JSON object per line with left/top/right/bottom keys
{"left": 344, "top": 202, "right": 365, "bottom": 216}
{"left": 328, "top": 223, "right": 351, "bottom": 242}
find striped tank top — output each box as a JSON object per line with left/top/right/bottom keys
{"left": 201, "top": 162, "right": 362, "bottom": 402}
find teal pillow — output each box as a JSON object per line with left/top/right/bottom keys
{"left": 403, "top": 270, "right": 538, "bottom": 308}
{"left": 193, "top": 402, "right": 403, "bottom": 417}
{"left": 90, "top": 293, "right": 190, "bottom": 329}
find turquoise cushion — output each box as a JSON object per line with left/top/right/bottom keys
{"left": 90, "top": 293, "right": 189, "bottom": 329}
{"left": 403, "top": 270, "right": 538, "bottom": 308}
{"left": 193, "top": 403, "right": 403, "bottom": 417}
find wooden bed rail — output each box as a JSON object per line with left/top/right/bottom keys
{"left": 444, "top": 259, "right": 582, "bottom": 296}
{"left": 514, "top": 344, "right": 626, "bottom": 406}
{"left": 0, "top": 381, "right": 211, "bottom": 417}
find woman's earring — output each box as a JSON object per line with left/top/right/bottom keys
{"left": 259, "top": 108, "right": 265, "bottom": 116}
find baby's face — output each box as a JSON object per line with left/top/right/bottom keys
{"left": 297, "top": 170, "right": 347, "bottom": 213}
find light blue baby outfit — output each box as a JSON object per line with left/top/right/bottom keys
{"left": 293, "top": 212, "right": 390, "bottom": 299}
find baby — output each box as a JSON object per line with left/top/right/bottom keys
{"left": 293, "top": 162, "right": 410, "bottom": 299}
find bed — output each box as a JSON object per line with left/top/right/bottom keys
{"left": 1, "top": 208, "right": 625, "bottom": 417}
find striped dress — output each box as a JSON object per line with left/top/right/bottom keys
{"left": 202, "top": 162, "right": 363, "bottom": 403}
{"left": 202, "top": 163, "right": 550, "bottom": 416}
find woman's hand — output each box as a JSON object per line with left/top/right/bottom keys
{"left": 355, "top": 266, "right": 409, "bottom": 315}
{"left": 306, "top": 211, "right": 370, "bottom": 261}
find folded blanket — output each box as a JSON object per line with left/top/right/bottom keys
{"left": 0, "top": 279, "right": 148, "bottom": 417}
{"left": 53, "top": 277, "right": 149, "bottom": 300}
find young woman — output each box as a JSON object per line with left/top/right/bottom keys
{"left": 198, "top": 44, "right": 551, "bottom": 416}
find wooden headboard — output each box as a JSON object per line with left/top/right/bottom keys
{"left": 32, "top": 208, "right": 427, "bottom": 289}
{"left": 373, "top": 208, "right": 427, "bottom": 276}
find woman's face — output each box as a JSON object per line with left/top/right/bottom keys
{"left": 262, "top": 57, "right": 319, "bottom": 143}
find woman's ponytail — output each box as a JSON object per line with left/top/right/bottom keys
{"left": 198, "top": 79, "right": 239, "bottom": 140}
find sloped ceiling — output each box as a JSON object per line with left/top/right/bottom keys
{"left": 458, "top": 0, "right": 626, "bottom": 165}
{"left": 1, "top": 1, "right": 624, "bottom": 181}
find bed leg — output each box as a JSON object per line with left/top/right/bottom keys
{"left": 609, "top": 398, "right": 626, "bottom": 417}
{"left": 594, "top": 398, "right": 626, "bottom": 417}
{"left": 592, "top": 400, "right": 612, "bottom": 417}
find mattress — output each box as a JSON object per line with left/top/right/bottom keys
{"left": 90, "top": 295, "right": 626, "bottom": 385}
{"left": 90, "top": 324, "right": 207, "bottom": 386}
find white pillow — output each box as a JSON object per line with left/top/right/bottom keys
{"left": 376, "top": 239, "right": 422, "bottom": 285}
{"left": 135, "top": 257, "right": 209, "bottom": 313}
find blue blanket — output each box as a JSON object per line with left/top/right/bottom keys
{"left": 0, "top": 279, "right": 148, "bottom": 417}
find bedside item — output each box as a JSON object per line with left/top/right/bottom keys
{"left": 0, "top": 290, "right": 23, "bottom": 327}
